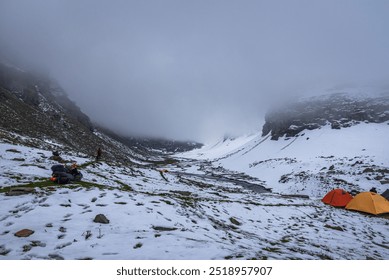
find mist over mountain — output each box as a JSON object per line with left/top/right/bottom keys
{"left": 1, "top": 0, "right": 389, "bottom": 142}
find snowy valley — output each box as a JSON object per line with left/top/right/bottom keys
{"left": 1, "top": 81, "right": 389, "bottom": 260}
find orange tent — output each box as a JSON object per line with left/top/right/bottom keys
{"left": 322, "top": 188, "right": 353, "bottom": 207}
{"left": 345, "top": 192, "right": 389, "bottom": 215}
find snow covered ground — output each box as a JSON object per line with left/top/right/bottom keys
{"left": 1, "top": 123, "right": 389, "bottom": 260}
{"left": 182, "top": 123, "right": 389, "bottom": 198}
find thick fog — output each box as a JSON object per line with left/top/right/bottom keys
{"left": 1, "top": 0, "right": 389, "bottom": 142}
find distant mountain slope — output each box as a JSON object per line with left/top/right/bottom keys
{"left": 0, "top": 63, "right": 193, "bottom": 163}
{"left": 262, "top": 92, "right": 389, "bottom": 140}
{"left": 181, "top": 92, "right": 389, "bottom": 198}
{"left": 0, "top": 63, "right": 133, "bottom": 162}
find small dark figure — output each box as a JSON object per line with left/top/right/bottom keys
{"left": 370, "top": 187, "right": 377, "bottom": 193}
{"left": 52, "top": 151, "right": 60, "bottom": 157}
{"left": 96, "top": 147, "right": 102, "bottom": 162}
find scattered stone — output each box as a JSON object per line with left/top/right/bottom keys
{"left": 48, "top": 254, "right": 65, "bottom": 260}
{"left": 55, "top": 242, "right": 72, "bottom": 250}
{"left": 57, "top": 234, "right": 66, "bottom": 239}
{"left": 60, "top": 204, "right": 72, "bottom": 207}
{"left": 152, "top": 226, "right": 177, "bottom": 231}
{"left": 133, "top": 243, "right": 143, "bottom": 249}
{"left": 363, "top": 168, "right": 375, "bottom": 173}
{"left": 22, "top": 244, "right": 32, "bottom": 252}
{"left": 83, "top": 230, "right": 92, "bottom": 240}
{"left": 93, "top": 214, "right": 110, "bottom": 224}
{"left": 59, "top": 227, "right": 67, "bottom": 233}
{"left": 45, "top": 223, "right": 53, "bottom": 228}
{"left": 324, "top": 224, "right": 344, "bottom": 231}
{"left": 30, "top": 241, "right": 46, "bottom": 247}
{"left": 14, "top": 229, "right": 34, "bottom": 237}
{"left": 91, "top": 197, "right": 98, "bottom": 203}
{"left": 12, "top": 158, "right": 25, "bottom": 161}
{"left": 6, "top": 148, "right": 21, "bottom": 153}
{"left": 229, "top": 217, "right": 242, "bottom": 226}
{"left": 0, "top": 245, "right": 11, "bottom": 256}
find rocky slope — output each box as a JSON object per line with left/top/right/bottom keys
{"left": 0, "top": 63, "right": 193, "bottom": 164}
{"left": 262, "top": 92, "right": 389, "bottom": 140}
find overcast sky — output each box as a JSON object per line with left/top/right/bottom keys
{"left": 1, "top": 0, "right": 389, "bottom": 142}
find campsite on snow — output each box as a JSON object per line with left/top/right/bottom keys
{"left": 1, "top": 60, "right": 389, "bottom": 260}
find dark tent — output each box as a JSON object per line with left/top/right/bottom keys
{"left": 382, "top": 189, "right": 389, "bottom": 201}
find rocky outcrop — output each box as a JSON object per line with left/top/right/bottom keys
{"left": 262, "top": 93, "right": 389, "bottom": 140}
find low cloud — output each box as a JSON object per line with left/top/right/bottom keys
{"left": 1, "top": 0, "right": 388, "bottom": 142}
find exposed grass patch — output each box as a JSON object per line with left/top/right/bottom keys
{"left": 114, "top": 180, "right": 133, "bottom": 191}
{"left": 146, "top": 158, "right": 179, "bottom": 166}
{"left": 0, "top": 179, "right": 111, "bottom": 193}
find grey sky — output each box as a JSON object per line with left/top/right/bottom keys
{"left": 1, "top": 0, "right": 389, "bottom": 142}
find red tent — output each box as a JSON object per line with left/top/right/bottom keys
{"left": 322, "top": 189, "right": 353, "bottom": 207}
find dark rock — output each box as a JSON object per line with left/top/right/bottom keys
{"left": 229, "top": 217, "right": 242, "bottom": 226}
{"left": 23, "top": 245, "right": 32, "bottom": 252}
{"left": 59, "top": 227, "right": 67, "bottom": 233}
{"left": 331, "top": 122, "right": 341, "bottom": 129}
{"left": 152, "top": 226, "right": 177, "bottom": 231}
{"left": 0, "top": 245, "right": 11, "bottom": 256}
{"left": 93, "top": 214, "right": 110, "bottom": 224}
{"left": 324, "top": 224, "right": 344, "bottom": 231}
{"left": 48, "top": 254, "right": 65, "bottom": 260}
{"left": 363, "top": 168, "right": 375, "bottom": 173}
{"left": 14, "top": 229, "right": 34, "bottom": 237}
{"left": 30, "top": 241, "right": 46, "bottom": 247}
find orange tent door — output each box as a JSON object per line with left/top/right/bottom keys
{"left": 346, "top": 192, "right": 389, "bottom": 215}
{"left": 322, "top": 189, "right": 353, "bottom": 207}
